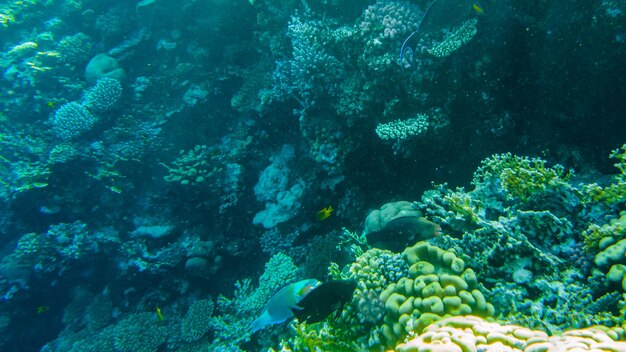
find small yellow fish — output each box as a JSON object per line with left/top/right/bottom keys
{"left": 472, "top": 3, "right": 485, "bottom": 15}
{"left": 36, "top": 306, "right": 49, "bottom": 314}
{"left": 316, "top": 206, "right": 334, "bottom": 221}
{"left": 107, "top": 186, "right": 122, "bottom": 194}
{"left": 156, "top": 307, "right": 163, "bottom": 322}
{"left": 47, "top": 101, "right": 56, "bottom": 108}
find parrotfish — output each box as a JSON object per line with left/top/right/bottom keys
{"left": 250, "top": 279, "right": 319, "bottom": 333}
{"left": 365, "top": 201, "right": 441, "bottom": 251}
{"left": 293, "top": 280, "right": 356, "bottom": 324}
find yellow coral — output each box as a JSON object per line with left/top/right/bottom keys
{"left": 393, "top": 316, "right": 626, "bottom": 352}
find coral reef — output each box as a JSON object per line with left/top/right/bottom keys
{"left": 0, "top": 1, "right": 625, "bottom": 351}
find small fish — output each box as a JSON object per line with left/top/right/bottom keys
{"left": 156, "top": 307, "right": 163, "bottom": 322}
{"left": 36, "top": 306, "right": 49, "bottom": 314}
{"left": 472, "top": 3, "right": 485, "bottom": 15}
{"left": 47, "top": 101, "right": 56, "bottom": 108}
{"left": 316, "top": 206, "right": 334, "bottom": 221}
{"left": 107, "top": 186, "right": 122, "bottom": 194}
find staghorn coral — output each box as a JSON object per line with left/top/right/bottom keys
{"left": 583, "top": 212, "right": 626, "bottom": 255}
{"left": 6, "top": 41, "right": 38, "bottom": 60}
{"left": 472, "top": 153, "right": 574, "bottom": 205}
{"left": 413, "top": 151, "right": 626, "bottom": 332}
{"left": 11, "top": 221, "right": 120, "bottom": 282}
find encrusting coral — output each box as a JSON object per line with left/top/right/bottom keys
{"left": 392, "top": 315, "right": 626, "bottom": 352}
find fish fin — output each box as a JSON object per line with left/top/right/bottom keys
{"left": 250, "top": 311, "right": 271, "bottom": 333}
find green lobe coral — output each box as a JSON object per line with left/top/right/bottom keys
{"left": 379, "top": 241, "right": 494, "bottom": 348}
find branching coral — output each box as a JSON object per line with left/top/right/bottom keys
{"left": 472, "top": 153, "right": 573, "bottom": 204}
{"left": 375, "top": 114, "right": 430, "bottom": 141}
{"left": 51, "top": 102, "right": 97, "bottom": 140}
{"left": 83, "top": 77, "right": 122, "bottom": 112}
{"left": 413, "top": 152, "right": 625, "bottom": 332}
{"left": 584, "top": 143, "right": 626, "bottom": 206}
{"left": 426, "top": 17, "right": 479, "bottom": 58}
{"left": 161, "top": 145, "right": 218, "bottom": 186}
{"left": 181, "top": 299, "right": 214, "bottom": 342}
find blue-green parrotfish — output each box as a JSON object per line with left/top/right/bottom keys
{"left": 250, "top": 279, "right": 319, "bottom": 333}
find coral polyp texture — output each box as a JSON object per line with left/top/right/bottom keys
{"left": 51, "top": 102, "right": 97, "bottom": 140}
{"left": 376, "top": 115, "right": 430, "bottom": 141}
{"left": 83, "top": 77, "right": 123, "bottom": 112}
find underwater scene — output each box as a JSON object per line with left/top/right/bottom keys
{"left": 1, "top": 0, "right": 626, "bottom": 351}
